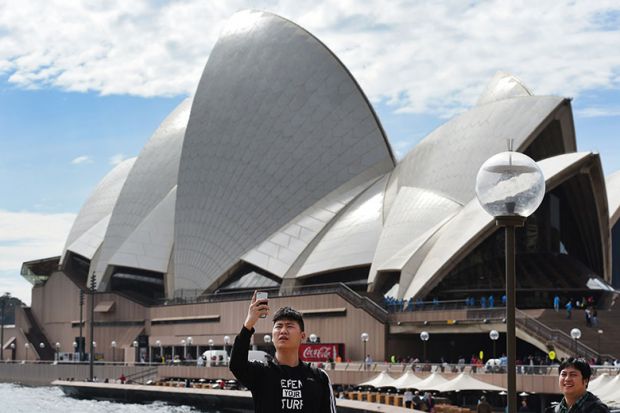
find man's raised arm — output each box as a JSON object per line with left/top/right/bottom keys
{"left": 229, "top": 291, "right": 270, "bottom": 389}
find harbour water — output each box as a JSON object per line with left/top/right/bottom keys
{"left": 0, "top": 383, "right": 221, "bottom": 413}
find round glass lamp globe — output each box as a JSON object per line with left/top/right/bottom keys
{"left": 489, "top": 330, "right": 500, "bottom": 341}
{"left": 571, "top": 328, "right": 582, "bottom": 340}
{"left": 420, "top": 331, "right": 429, "bottom": 341}
{"left": 475, "top": 151, "right": 545, "bottom": 217}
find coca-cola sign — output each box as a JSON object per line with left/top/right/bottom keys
{"left": 299, "top": 343, "right": 345, "bottom": 362}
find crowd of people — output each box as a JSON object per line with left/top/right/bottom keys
{"left": 558, "top": 295, "right": 601, "bottom": 327}
{"left": 383, "top": 295, "right": 508, "bottom": 313}
{"left": 384, "top": 294, "right": 605, "bottom": 315}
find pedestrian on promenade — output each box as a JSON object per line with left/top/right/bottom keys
{"left": 566, "top": 300, "right": 573, "bottom": 319}
{"left": 554, "top": 295, "right": 560, "bottom": 312}
{"left": 229, "top": 291, "right": 336, "bottom": 413}
{"left": 403, "top": 389, "right": 414, "bottom": 409}
{"left": 476, "top": 395, "right": 492, "bottom": 413}
{"left": 545, "top": 357, "right": 609, "bottom": 412}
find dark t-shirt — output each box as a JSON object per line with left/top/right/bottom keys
{"left": 229, "top": 326, "right": 336, "bottom": 413}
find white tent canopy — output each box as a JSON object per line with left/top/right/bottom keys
{"left": 392, "top": 369, "right": 424, "bottom": 389}
{"left": 433, "top": 373, "right": 506, "bottom": 393}
{"left": 588, "top": 373, "right": 611, "bottom": 393}
{"left": 358, "top": 371, "right": 397, "bottom": 388}
{"left": 602, "top": 389, "right": 620, "bottom": 409}
{"left": 415, "top": 373, "right": 449, "bottom": 391}
{"left": 593, "top": 375, "right": 620, "bottom": 401}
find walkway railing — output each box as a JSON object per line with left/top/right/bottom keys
{"left": 154, "top": 283, "right": 389, "bottom": 322}
{"left": 514, "top": 309, "right": 615, "bottom": 361}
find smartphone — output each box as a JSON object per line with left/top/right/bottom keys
{"left": 256, "top": 291, "right": 268, "bottom": 318}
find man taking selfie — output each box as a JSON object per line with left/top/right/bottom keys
{"left": 230, "top": 291, "right": 337, "bottom": 412}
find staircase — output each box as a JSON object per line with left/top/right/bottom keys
{"left": 125, "top": 366, "right": 159, "bottom": 384}
{"left": 519, "top": 305, "right": 620, "bottom": 360}
{"left": 21, "top": 307, "right": 55, "bottom": 360}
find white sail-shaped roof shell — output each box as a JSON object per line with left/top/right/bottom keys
{"left": 292, "top": 175, "right": 388, "bottom": 278}
{"left": 61, "top": 158, "right": 136, "bottom": 263}
{"left": 403, "top": 152, "right": 606, "bottom": 299}
{"left": 242, "top": 174, "right": 382, "bottom": 278}
{"left": 385, "top": 95, "right": 568, "bottom": 211}
{"left": 57, "top": 10, "right": 612, "bottom": 302}
{"left": 93, "top": 98, "right": 190, "bottom": 288}
{"left": 108, "top": 186, "right": 176, "bottom": 274}
{"left": 606, "top": 170, "right": 620, "bottom": 227}
{"left": 174, "top": 10, "right": 394, "bottom": 291}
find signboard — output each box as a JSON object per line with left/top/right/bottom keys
{"left": 299, "top": 343, "right": 345, "bottom": 362}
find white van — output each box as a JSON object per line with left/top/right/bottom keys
{"left": 201, "top": 349, "right": 271, "bottom": 366}
{"left": 248, "top": 350, "right": 270, "bottom": 363}
{"left": 484, "top": 358, "right": 502, "bottom": 372}
{"left": 202, "top": 350, "right": 229, "bottom": 366}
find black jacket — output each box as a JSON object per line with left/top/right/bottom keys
{"left": 545, "top": 391, "right": 610, "bottom": 413}
{"left": 229, "top": 326, "right": 337, "bottom": 413}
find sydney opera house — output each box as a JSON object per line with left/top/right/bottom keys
{"left": 7, "top": 10, "right": 620, "bottom": 365}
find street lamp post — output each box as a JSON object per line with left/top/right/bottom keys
{"left": 264, "top": 335, "right": 272, "bottom": 357}
{"left": 597, "top": 329, "right": 603, "bottom": 356}
{"left": 224, "top": 335, "right": 230, "bottom": 362}
{"left": 475, "top": 148, "right": 545, "bottom": 413}
{"left": 490, "top": 330, "right": 500, "bottom": 359}
{"left": 208, "top": 339, "right": 214, "bottom": 351}
{"left": 24, "top": 343, "right": 30, "bottom": 361}
{"left": 155, "top": 340, "right": 161, "bottom": 363}
{"left": 146, "top": 339, "right": 150, "bottom": 364}
{"left": 39, "top": 342, "right": 45, "bottom": 359}
{"left": 133, "top": 340, "right": 139, "bottom": 363}
{"left": 78, "top": 289, "right": 84, "bottom": 362}
{"left": 420, "top": 331, "right": 430, "bottom": 362}
{"left": 187, "top": 337, "right": 193, "bottom": 361}
{"left": 55, "top": 342, "right": 60, "bottom": 362}
{"left": 88, "top": 272, "right": 96, "bottom": 381}
{"left": 181, "top": 339, "right": 186, "bottom": 360}
{"left": 10, "top": 343, "right": 15, "bottom": 360}
{"left": 360, "top": 332, "right": 369, "bottom": 370}
{"left": 111, "top": 341, "right": 117, "bottom": 362}
{"left": 571, "top": 328, "right": 581, "bottom": 356}
{"left": 73, "top": 341, "right": 77, "bottom": 362}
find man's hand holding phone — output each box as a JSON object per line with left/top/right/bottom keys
{"left": 244, "top": 291, "right": 270, "bottom": 330}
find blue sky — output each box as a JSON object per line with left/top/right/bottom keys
{"left": 1, "top": 1, "right": 620, "bottom": 304}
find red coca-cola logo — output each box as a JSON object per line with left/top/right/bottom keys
{"left": 299, "top": 344, "right": 337, "bottom": 361}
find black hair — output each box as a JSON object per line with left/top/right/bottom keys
{"left": 272, "top": 306, "right": 305, "bottom": 331}
{"left": 559, "top": 357, "right": 592, "bottom": 383}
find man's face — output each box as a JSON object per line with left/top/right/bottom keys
{"left": 272, "top": 318, "right": 305, "bottom": 350}
{"left": 559, "top": 366, "right": 588, "bottom": 399}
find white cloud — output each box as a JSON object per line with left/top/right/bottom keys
{"left": 0, "top": 1, "right": 619, "bottom": 117}
{"left": 109, "top": 153, "right": 126, "bottom": 165}
{"left": 0, "top": 209, "right": 76, "bottom": 305}
{"left": 0, "top": 209, "right": 76, "bottom": 271}
{"left": 575, "top": 106, "right": 620, "bottom": 118}
{"left": 0, "top": 270, "right": 33, "bottom": 306}
{"left": 71, "top": 155, "right": 93, "bottom": 165}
